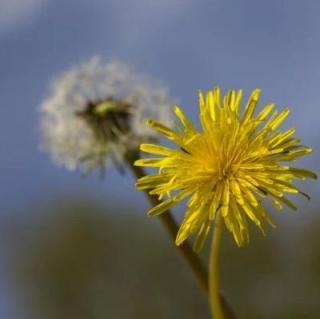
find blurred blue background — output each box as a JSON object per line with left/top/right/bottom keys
{"left": 1, "top": 0, "right": 318, "bottom": 214}
{"left": 0, "top": 1, "right": 319, "bottom": 318}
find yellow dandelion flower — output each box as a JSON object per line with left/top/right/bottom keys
{"left": 135, "top": 87, "right": 317, "bottom": 251}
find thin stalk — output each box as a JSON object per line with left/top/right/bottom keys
{"left": 126, "top": 153, "right": 208, "bottom": 293}
{"left": 209, "top": 211, "right": 224, "bottom": 319}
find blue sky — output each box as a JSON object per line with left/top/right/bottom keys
{"left": 0, "top": 0, "right": 319, "bottom": 215}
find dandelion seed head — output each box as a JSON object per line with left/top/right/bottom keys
{"left": 40, "top": 57, "right": 173, "bottom": 172}
{"left": 135, "top": 87, "right": 317, "bottom": 251}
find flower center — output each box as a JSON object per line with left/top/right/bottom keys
{"left": 221, "top": 164, "right": 234, "bottom": 179}
{"left": 76, "top": 97, "right": 132, "bottom": 145}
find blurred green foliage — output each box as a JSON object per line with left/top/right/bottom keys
{"left": 7, "top": 199, "right": 320, "bottom": 319}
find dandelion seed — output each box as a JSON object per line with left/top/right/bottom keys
{"left": 40, "top": 56, "right": 173, "bottom": 173}
{"left": 135, "top": 87, "right": 317, "bottom": 250}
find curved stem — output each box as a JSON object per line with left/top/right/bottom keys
{"left": 126, "top": 153, "right": 208, "bottom": 293}
{"left": 209, "top": 211, "right": 224, "bottom": 319}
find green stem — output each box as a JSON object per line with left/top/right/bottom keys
{"left": 126, "top": 154, "right": 208, "bottom": 293}
{"left": 209, "top": 211, "right": 224, "bottom": 319}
